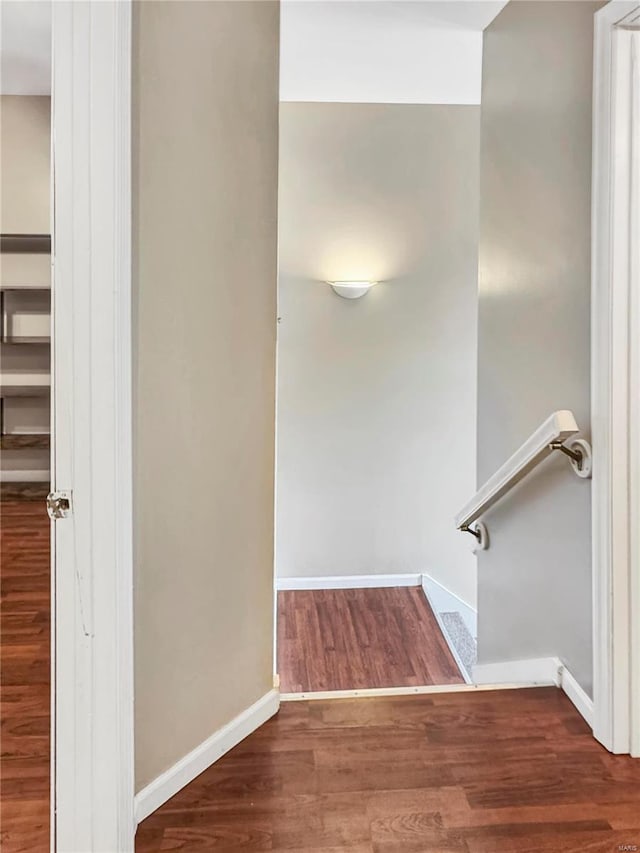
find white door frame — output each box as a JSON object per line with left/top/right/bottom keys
{"left": 591, "top": 1, "right": 640, "bottom": 757}
{"left": 49, "top": 1, "right": 638, "bottom": 850}
{"left": 52, "top": 2, "right": 134, "bottom": 850}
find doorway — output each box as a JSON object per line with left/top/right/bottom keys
{"left": 0, "top": 3, "right": 135, "bottom": 850}
{"left": 4, "top": 1, "right": 637, "bottom": 851}
{"left": 272, "top": 100, "right": 481, "bottom": 694}
{"left": 0, "top": 5, "right": 52, "bottom": 850}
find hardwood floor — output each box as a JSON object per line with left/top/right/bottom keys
{"left": 4, "top": 510, "right": 638, "bottom": 853}
{"left": 1, "top": 500, "right": 50, "bottom": 853}
{"left": 136, "top": 687, "right": 640, "bottom": 852}
{"left": 277, "top": 587, "right": 463, "bottom": 692}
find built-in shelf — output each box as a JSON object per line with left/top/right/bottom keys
{"left": 0, "top": 284, "right": 51, "bottom": 292}
{"left": 1, "top": 234, "right": 52, "bottom": 493}
{"left": 1, "top": 252, "right": 51, "bottom": 290}
{"left": 1, "top": 434, "right": 50, "bottom": 450}
{"left": 0, "top": 382, "right": 51, "bottom": 398}
{"left": 1, "top": 469, "right": 50, "bottom": 483}
{"left": 1, "top": 336, "right": 50, "bottom": 345}
{"left": 0, "top": 234, "right": 51, "bottom": 254}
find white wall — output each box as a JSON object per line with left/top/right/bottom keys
{"left": 280, "top": 1, "right": 507, "bottom": 104}
{"left": 0, "top": 1, "right": 51, "bottom": 95}
{"left": 476, "top": 0, "right": 598, "bottom": 694}
{"left": 276, "top": 103, "right": 480, "bottom": 608}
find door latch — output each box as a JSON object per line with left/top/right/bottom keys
{"left": 46, "top": 490, "right": 73, "bottom": 520}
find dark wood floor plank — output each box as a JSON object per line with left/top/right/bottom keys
{"left": 136, "top": 688, "right": 640, "bottom": 852}
{"left": 277, "top": 586, "right": 464, "bottom": 692}
{"left": 0, "top": 500, "right": 50, "bottom": 853}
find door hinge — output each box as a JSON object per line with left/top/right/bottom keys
{"left": 46, "top": 490, "right": 73, "bottom": 520}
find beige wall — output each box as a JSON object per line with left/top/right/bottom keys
{"left": 477, "top": 1, "right": 599, "bottom": 693}
{"left": 133, "top": 0, "right": 279, "bottom": 791}
{"left": 276, "top": 103, "right": 480, "bottom": 608}
{"left": 0, "top": 95, "right": 50, "bottom": 234}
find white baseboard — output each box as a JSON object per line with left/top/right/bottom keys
{"left": 276, "top": 574, "right": 422, "bottom": 591}
{"left": 473, "top": 657, "right": 593, "bottom": 728}
{"left": 473, "top": 657, "right": 562, "bottom": 687}
{"left": 559, "top": 664, "right": 594, "bottom": 727}
{"left": 420, "top": 578, "right": 472, "bottom": 685}
{"left": 134, "top": 688, "right": 280, "bottom": 826}
{"left": 421, "top": 573, "right": 477, "bottom": 639}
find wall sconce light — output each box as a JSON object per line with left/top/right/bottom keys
{"left": 328, "top": 280, "right": 377, "bottom": 300}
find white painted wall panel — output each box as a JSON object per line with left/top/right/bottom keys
{"left": 476, "top": 0, "right": 598, "bottom": 695}
{"left": 276, "top": 103, "right": 480, "bottom": 608}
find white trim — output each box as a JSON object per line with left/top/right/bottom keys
{"left": 52, "top": 2, "right": 134, "bottom": 850}
{"left": 421, "top": 573, "right": 477, "bottom": 640}
{"left": 420, "top": 575, "right": 474, "bottom": 685}
{"left": 560, "top": 665, "right": 594, "bottom": 728}
{"left": 473, "top": 657, "right": 562, "bottom": 688}
{"left": 591, "top": 1, "right": 640, "bottom": 756}
{"left": 49, "top": 61, "right": 56, "bottom": 853}
{"left": 276, "top": 573, "right": 422, "bottom": 590}
{"left": 472, "top": 659, "right": 594, "bottom": 728}
{"left": 629, "top": 27, "right": 640, "bottom": 760}
{"left": 454, "top": 410, "right": 580, "bottom": 529}
{"left": 134, "top": 690, "right": 280, "bottom": 825}
{"left": 281, "top": 683, "right": 539, "bottom": 702}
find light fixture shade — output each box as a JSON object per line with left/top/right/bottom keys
{"left": 328, "top": 281, "right": 377, "bottom": 299}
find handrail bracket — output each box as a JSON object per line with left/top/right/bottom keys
{"left": 461, "top": 524, "right": 481, "bottom": 542}
{"left": 461, "top": 522, "right": 489, "bottom": 552}
{"left": 549, "top": 437, "right": 593, "bottom": 479}
{"left": 549, "top": 440, "right": 583, "bottom": 466}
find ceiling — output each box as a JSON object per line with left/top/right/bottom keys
{"left": 403, "top": 0, "right": 509, "bottom": 30}
{"left": 0, "top": 0, "right": 509, "bottom": 98}
{"left": 1, "top": 1, "right": 51, "bottom": 95}
{"left": 283, "top": 1, "right": 508, "bottom": 31}
{"left": 280, "top": 1, "right": 509, "bottom": 104}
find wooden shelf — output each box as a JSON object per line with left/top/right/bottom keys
{"left": 1, "top": 434, "right": 50, "bottom": 450}
{"left": 1, "top": 234, "right": 51, "bottom": 254}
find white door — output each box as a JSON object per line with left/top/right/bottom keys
{"left": 51, "top": 2, "right": 134, "bottom": 850}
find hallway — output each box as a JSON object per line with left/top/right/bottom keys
{"left": 135, "top": 686, "right": 640, "bottom": 852}
{"left": 277, "top": 587, "right": 464, "bottom": 692}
